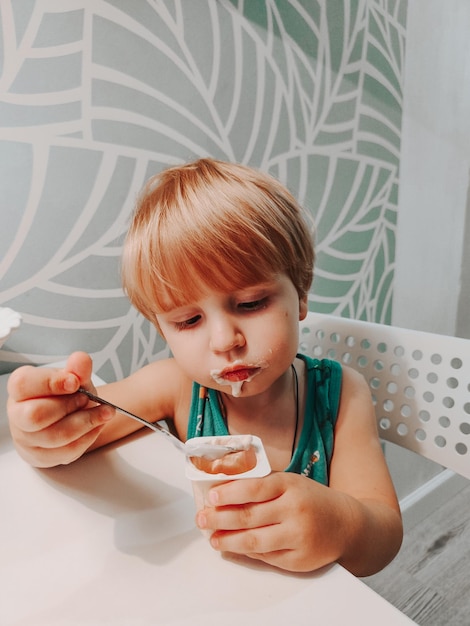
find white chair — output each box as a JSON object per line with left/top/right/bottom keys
{"left": 299, "top": 312, "right": 470, "bottom": 480}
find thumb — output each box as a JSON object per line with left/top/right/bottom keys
{"left": 64, "top": 351, "right": 95, "bottom": 392}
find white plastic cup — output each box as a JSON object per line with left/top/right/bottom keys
{"left": 185, "top": 435, "right": 271, "bottom": 533}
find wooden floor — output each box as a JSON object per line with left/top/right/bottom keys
{"left": 362, "top": 482, "right": 470, "bottom": 625}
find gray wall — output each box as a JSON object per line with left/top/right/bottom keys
{"left": 0, "top": 1, "right": 406, "bottom": 382}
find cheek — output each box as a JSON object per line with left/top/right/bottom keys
{"left": 164, "top": 333, "right": 194, "bottom": 364}
{"left": 166, "top": 333, "right": 209, "bottom": 374}
{"left": 255, "top": 312, "right": 299, "bottom": 354}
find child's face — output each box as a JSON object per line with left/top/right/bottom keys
{"left": 156, "top": 273, "right": 308, "bottom": 397}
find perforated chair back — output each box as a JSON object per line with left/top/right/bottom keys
{"left": 299, "top": 312, "right": 470, "bottom": 480}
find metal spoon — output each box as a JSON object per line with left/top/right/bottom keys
{"left": 78, "top": 388, "right": 237, "bottom": 459}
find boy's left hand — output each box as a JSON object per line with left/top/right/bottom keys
{"left": 195, "top": 471, "right": 345, "bottom": 573}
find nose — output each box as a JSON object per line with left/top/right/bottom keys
{"left": 208, "top": 316, "right": 245, "bottom": 353}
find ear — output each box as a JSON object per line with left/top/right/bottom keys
{"left": 299, "top": 294, "right": 308, "bottom": 321}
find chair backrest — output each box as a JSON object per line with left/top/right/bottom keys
{"left": 299, "top": 312, "right": 470, "bottom": 480}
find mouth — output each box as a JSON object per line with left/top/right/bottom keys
{"left": 210, "top": 361, "right": 266, "bottom": 397}
{"left": 210, "top": 362, "right": 263, "bottom": 385}
{"left": 219, "top": 366, "right": 261, "bottom": 382}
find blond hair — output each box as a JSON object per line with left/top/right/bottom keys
{"left": 122, "top": 158, "right": 314, "bottom": 322}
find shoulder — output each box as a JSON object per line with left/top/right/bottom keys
{"left": 339, "top": 364, "right": 371, "bottom": 400}
{"left": 335, "top": 364, "right": 377, "bottom": 434}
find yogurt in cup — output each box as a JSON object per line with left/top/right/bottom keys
{"left": 185, "top": 434, "right": 271, "bottom": 533}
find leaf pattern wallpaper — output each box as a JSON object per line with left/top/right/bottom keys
{"left": 0, "top": 0, "right": 407, "bottom": 381}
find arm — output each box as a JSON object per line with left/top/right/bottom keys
{"left": 7, "top": 352, "right": 190, "bottom": 468}
{"left": 327, "top": 365, "right": 403, "bottom": 575}
{"left": 195, "top": 366, "right": 403, "bottom": 575}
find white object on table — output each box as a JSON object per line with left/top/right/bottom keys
{"left": 0, "top": 372, "right": 415, "bottom": 625}
{"left": 0, "top": 307, "right": 22, "bottom": 348}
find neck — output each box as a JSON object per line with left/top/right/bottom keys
{"left": 220, "top": 364, "right": 292, "bottom": 416}
{"left": 217, "top": 361, "right": 300, "bottom": 469}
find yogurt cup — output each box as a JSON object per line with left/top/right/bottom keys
{"left": 185, "top": 435, "right": 271, "bottom": 527}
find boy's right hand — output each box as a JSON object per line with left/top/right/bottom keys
{"left": 7, "top": 352, "right": 115, "bottom": 468}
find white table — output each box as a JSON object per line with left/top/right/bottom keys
{"left": 0, "top": 372, "right": 415, "bottom": 625}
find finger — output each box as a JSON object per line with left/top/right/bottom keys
{"left": 210, "top": 524, "right": 289, "bottom": 557}
{"left": 7, "top": 352, "right": 95, "bottom": 403}
{"left": 8, "top": 391, "right": 90, "bottom": 433}
{"left": 64, "top": 352, "right": 95, "bottom": 392}
{"left": 16, "top": 404, "right": 115, "bottom": 447}
{"left": 8, "top": 364, "right": 79, "bottom": 402}
{"left": 208, "top": 472, "right": 286, "bottom": 507}
{"left": 16, "top": 425, "right": 108, "bottom": 469}
{"left": 209, "top": 527, "right": 312, "bottom": 572}
{"left": 245, "top": 549, "right": 306, "bottom": 572}
{"left": 197, "top": 498, "right": 282, "bottom": 533}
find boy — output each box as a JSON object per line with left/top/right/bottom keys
{"left": 7, "top": 158, "right": 402, "bottom": 575}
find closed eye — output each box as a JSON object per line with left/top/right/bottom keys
{"left": 238, "top": 297, "right": 269, "bottom": 312}
{"left": 174, "top": 315, "right": 201, "bottom": 330}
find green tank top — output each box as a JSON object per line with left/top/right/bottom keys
{"left": 186, "top": 355, "right": 342, "bottom": 485}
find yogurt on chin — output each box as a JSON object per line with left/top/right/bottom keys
{"left": 212, "top": 378, "right": 245, "bottom": 397}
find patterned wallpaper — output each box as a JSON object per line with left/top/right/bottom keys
{"left": 0, "top": 0, "right": 407, "bottom": 381}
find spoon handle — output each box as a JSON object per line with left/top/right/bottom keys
{"left": 78, "top": 388, "right": 187, "bottom": 453}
